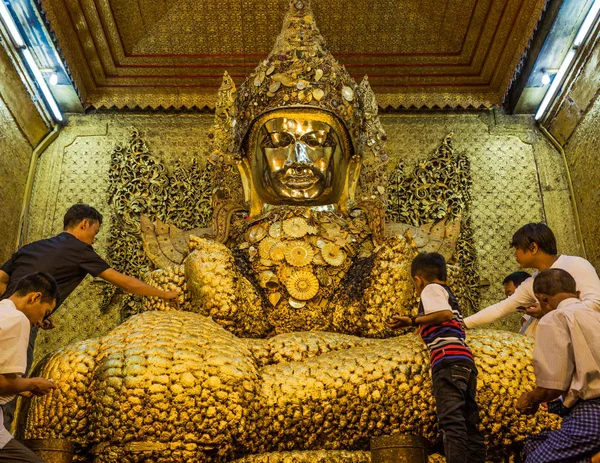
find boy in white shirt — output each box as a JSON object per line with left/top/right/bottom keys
{"left": 465, "top": 223, "right": 600, "bottom": 329}
{"left": 0, "top": 273, "right": 58, "bottom": 462}
{"left": 516, "top": 268, "right": 600, "bottom": 462}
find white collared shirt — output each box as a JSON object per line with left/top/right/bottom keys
{"left": 533, "top": 298, "right": 600, "bottom": 407}
{"left": 465, "top": 255, "right": 600, "bottom": 328}
{"left": 0, "top": 299, "right": 30, "bottom": 405}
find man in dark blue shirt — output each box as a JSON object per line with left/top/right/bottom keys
{"left": 0, "top": 204, "right": 178, "bottom": 426}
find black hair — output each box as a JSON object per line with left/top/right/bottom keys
{"left": 13, "top": 272, "right": 60, "bottom": 305}
{"left": 533, "top": 269, "right": 577, "bottom": 297}
{"left": 63, "top": 204, "right": 103, "bottom": 230}
{"left": 510, "top": 223, "right": 557, "bottom": 255}
{"left": 411, "top": 252, "right": 447, "bottom": 282}
{"left": 502, "top": 271, "right": 531, "bottom": 287}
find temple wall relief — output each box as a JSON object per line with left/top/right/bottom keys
{"left": 26, "top": 110, "right": 579, "bottom": 363}
{"left": 561, "top": 96, "right": 600, "bottom": 271}
{"left": 0, "top": 94, "right": 34, "bottom": 263}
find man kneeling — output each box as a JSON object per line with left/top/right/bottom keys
{"left": 517, "top": 268, "right": 600, "bottom": 462}
{"left": 0, "top": 273, "right": 58, "bottom": 462}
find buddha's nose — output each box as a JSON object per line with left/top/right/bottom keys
{"left": 285, "top": 142, "right": 312, "bottom": 165}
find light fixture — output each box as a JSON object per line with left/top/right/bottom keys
{"left": 0, "top": 0, "right": 25, "bottom": 47}
{"left": 535, "top": 0, "right": 600, "bottom": 120}
{"left": 22, "top": 49, "right": 63, "bottom": 121}
{"left": 535, "top": 50, "right": 576, "bottom": 120}
{"left": 49, "top": 71, "right": 58, "bottom": 86}
{"left": 541, "top": 73, "right": 551, "bottom": 85}
{"left": 574, "top": 0, "right": 600, "bottom": 46}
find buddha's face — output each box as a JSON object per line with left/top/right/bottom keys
{"left": 253, "top": 117, "right": 344, "bottom": 203}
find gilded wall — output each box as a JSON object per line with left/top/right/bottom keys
{"left": 0, "top": 94, "right": 34, "bottom": 263}
{"left": 562, "top": 95, "right": 600, "bottom": 271}
{"left": 26, "top": 111, "right": 581, "bottom": 362}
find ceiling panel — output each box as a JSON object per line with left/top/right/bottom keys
{"left": 37, "top": 0, "right": 548, "bottom": 109}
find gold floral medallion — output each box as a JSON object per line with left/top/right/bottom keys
{"left": 286, "top": 270, "right": 319, "bottom": 300}
{"left": 285, "top": 241, "right": 315, "bottom": 267}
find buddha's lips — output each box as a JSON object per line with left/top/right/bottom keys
{"left": 282, "top": 177, "right": 318, "bottom": 189}
{"left": 279, "top": 168, "right": 320, "bottom": 189}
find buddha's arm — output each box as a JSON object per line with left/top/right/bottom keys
{"left": 185, "top": 237, "right": 270, "bottom": 336}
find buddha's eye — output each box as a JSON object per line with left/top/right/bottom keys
{"left": 262, "top": 132, "right": 294, "bottom": 148}
{"left": 302, "top": 131, "right": 336, "bottom": 148}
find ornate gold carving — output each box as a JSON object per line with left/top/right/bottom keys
{"left": 386, "top": 133, "right": 479, "bottom": 314}
{"left": 38, "top": 0, "right": 547, "bottom": 110}
{"left": 105, "top": 128, "right": 213, "bottom": 315}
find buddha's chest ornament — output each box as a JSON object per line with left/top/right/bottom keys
{"left": 235, "top": 208, "right": 373, "bottom": 318}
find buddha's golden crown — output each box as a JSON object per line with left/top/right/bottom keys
{"left": 209, "top": 0, "right": 389, "bottom": 212}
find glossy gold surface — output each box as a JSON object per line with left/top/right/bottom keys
{"left": 19, "top": 2, "right": 562, "bottom": 461}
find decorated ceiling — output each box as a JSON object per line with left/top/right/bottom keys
{"left": 38, "top": 0, "right": 548, "bottom": 110}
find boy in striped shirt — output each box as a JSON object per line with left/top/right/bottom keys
{"left": 387, "top": 252, "right": 486, "bottom": 463}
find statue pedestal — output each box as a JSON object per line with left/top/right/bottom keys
{"left": 371, "top": 434, "right": 428, "bottom": 463}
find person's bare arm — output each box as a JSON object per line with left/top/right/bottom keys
{"left": 0, "top": 373, "right": 56, "bottom": 396}
{"left": 516, "top": 386, "right": 564, "bottom": 415}
{"left": 98, "top": 268, "right": 178, "bottom": 300}
{"left": 386, "top": 310, "right": 453, "bottom": 329}
{"left": 0, "top": 270, "right": 9, "bottom": 296}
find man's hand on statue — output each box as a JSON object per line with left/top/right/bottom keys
{"left": 385, "top": 316, "right": 412, "bottom": 330}
{"left": 524, "top": 303, "right": 543, "bottom": 319}
{"left": 38, "top": 317, "right": 55, "bottom": 330}
{"left": 30, "top": 378, "right": 57, "bottom": 396}
{"left": 516, "top": 392, "right": 539, "bottom": 415}
{"left": 162, "top": 290, "right": 180, "bottom": 310}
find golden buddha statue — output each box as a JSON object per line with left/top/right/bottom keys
{"left": 18, "top": 1, "right": 560, "bottom": 462}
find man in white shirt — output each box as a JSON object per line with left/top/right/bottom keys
{"left": 464, "top": 223, "right": 600, "bottom": 329}
{"left": 516, "top": 268, "right": 600, "bottom": 462}
{"left": 0, "top": 273, "right": 58, "bottom": 462}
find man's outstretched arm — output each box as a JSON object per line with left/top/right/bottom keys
{"left": 98, "top": 268, "right": 178, "bottom": 300}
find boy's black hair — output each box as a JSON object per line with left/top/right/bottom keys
{"left": 63, "top": 204, "right": 103, "bottom": 230}
{"left": 502, "top": 271, "right": 531, "bottom": 287}
{"left": 13, "top": 272, "right": 60, "bottom": 305}
{"left": 510, "top": 223, "right": 557, "bottom": 255}
{"left": 411, "top": 252, "right": 447, "bottom": 282}
{"left": 533, "top": 269, "right": 577, "bottom": 297}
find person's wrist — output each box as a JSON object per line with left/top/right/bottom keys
{"left": 410, "top": 316, "right": 418, "bottom": 326}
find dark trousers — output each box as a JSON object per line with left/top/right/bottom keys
{"left": 431, "top": 362, "right": 487, "bottom": 463}
{"left": 0, "top": 439, "right": 45, "bottom": 463}
{"left": 2, "top": 327, "right": 38, "bottom": 430}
